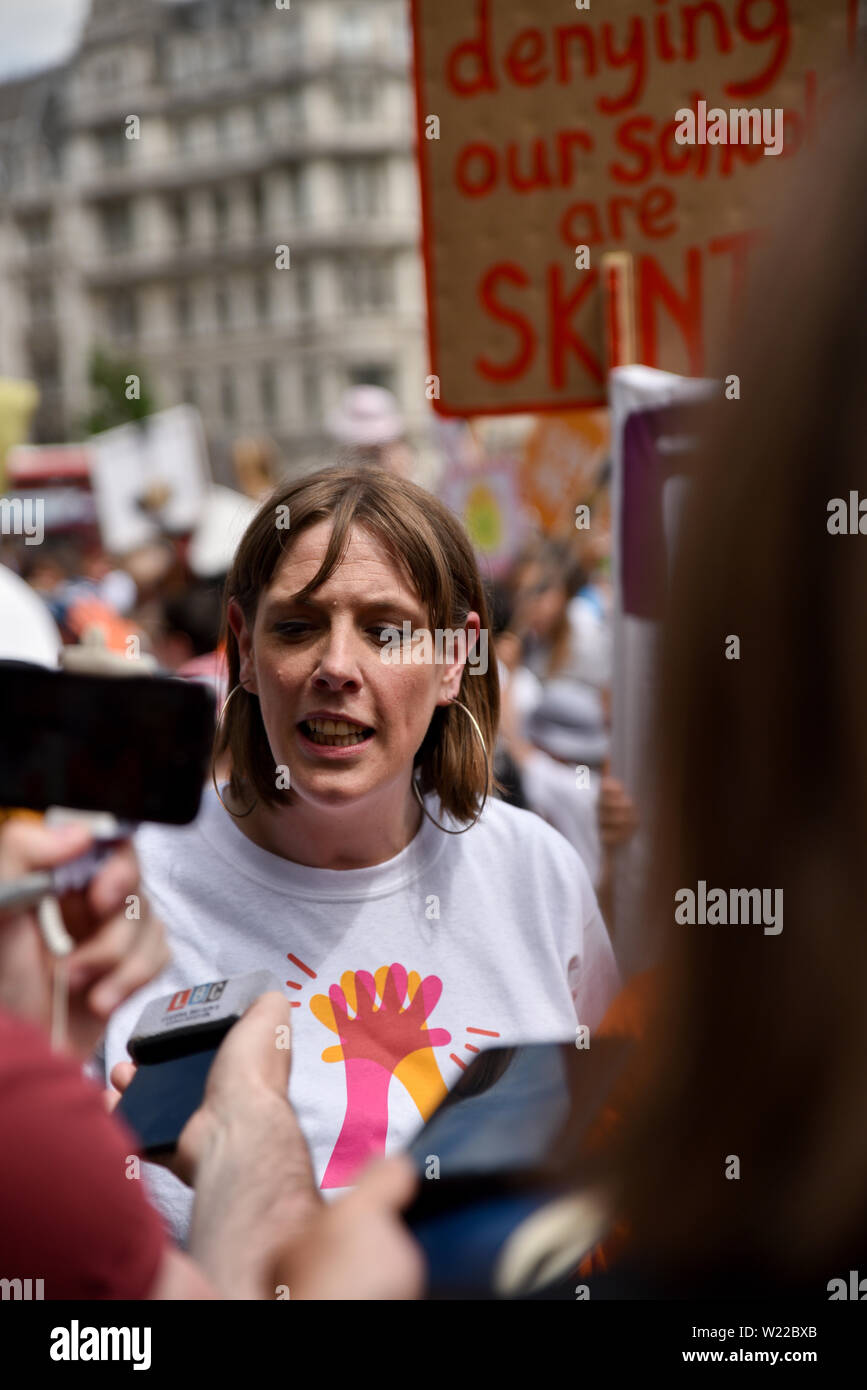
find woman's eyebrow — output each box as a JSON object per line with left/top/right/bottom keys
{"left": 264, "top": 592, "right": 423, "bottom": 614}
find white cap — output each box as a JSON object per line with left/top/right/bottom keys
{"left": 0, "top": 563, "right": 62, "bottom": 667}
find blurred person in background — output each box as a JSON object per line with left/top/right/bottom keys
{"left": 155, "top": 581, "right": 224, "bottom": 671}
{"left": 16, "top": 536, "right": 137, "bottom": 654}
{"left": 494, "top": 541, "right": 638, "bottom": 894}
{"left": 328, "top": 385, "right": 415, "bottom": 478}
{"left": 506, "top": 535, "right": 611, "bottom": 694}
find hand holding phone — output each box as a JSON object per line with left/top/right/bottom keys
{"left": 115, "top": 972, "right": 289, "bottom": 1166}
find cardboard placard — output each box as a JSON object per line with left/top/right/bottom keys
{"left": 88, "top": 406, "right": 210, "bottom": 555}
{"left": 412, "top": 0, "right": 855, "bottom": 416}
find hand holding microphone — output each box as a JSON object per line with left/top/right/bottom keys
{"left": 0, "top": 816, "right": 170, "bottom": 1058}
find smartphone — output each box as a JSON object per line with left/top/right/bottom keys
{"left": 115, "top": 971, "right": 282, "bottom": 1155}
{"left": 403, "top": 1037, "right": 634, "bottom": 1297}
{"left": 0, "top": 661, "right": 215, "bottom": 823}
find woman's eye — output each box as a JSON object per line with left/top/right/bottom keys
{"left": 274, "top": 621, "right": 312, "bottom": 637}
{"left": 371, "top": 625, "right": 405, "bottom": 643}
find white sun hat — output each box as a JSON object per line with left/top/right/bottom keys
{"left": 0, "top": 562, "right": 62, "bottom": 667}
{"left": 328, "top": 386, "right": 404, "bottom": 447}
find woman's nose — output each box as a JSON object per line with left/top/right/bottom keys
{"left": 312, "top": 630, "right": 362, "bottom": 691}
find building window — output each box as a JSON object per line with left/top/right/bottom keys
{"left": 98, "top": 126, "right": 128, "bottom": 169}
{"left": 389, "top": 6, "right": 411, "bottom": 61}
{"left": 250, "top": 179, "right": 265, "bottom": 235}
{"left": 348, "top": 364, "right": 395, "bottom": 394}
{"left": 339, "top": 160, "right": 385, "bottom": 219}
{"left": 213, "top": 189, "right": 229, "bottom": 240}
{"left": 169, "top": 196, "right": 189, "bottom": 247}
{"left": 181, "top": 372, "right": 197, "bottom": 407}
{"left": 275, "top": 13, "right": 303, "bottom": 61}
{"left": 287, "top": 167, "right": 308, "bottom": 221}
{"left": 294, "top": 261, "right": 312, "bottom": 315}
{"left": 336, "top": 8, "right": 374, "bottom": 58}
{"left": 259, "top": 364, "right": 276, "bottom": 420}
{"left": 18, "top": 213, "right": 52, "bottom": 249}
{"left": 221, "top": 371, "right": 236, "bottom": 421}
{"left": 99, "top": 202, "right": 133, "bottom": 254}
{"left": 237, "top": 28, "right": 252, "bottom": 68}
{"left": 302, "top": 368, "right": 321, "bottom": 426}
{"left": 334, "top": 77, "right": 377, "bottom": 122}
{"left": 27, "top": 282, "right": 55, "bottom": 320}
{"left": 175, "top": 288, "right": 192, "bottom": 335}
{"left": 339, "top": 254, "right": 393, "bottom": 311}
{"left": 254, "top": 275, "right": 270, "bottom": 323}
{"left": 214, "top": 110, "right": 233, "bottom": 148}
{"left": 215, "top": 286, "right": 230, "bottom": 328}
{"left": 109, "top": 291, "right": 138, "bottom": 339}
{"left": 31, "top": 351, "right": 60, "bottom": 393}
{"left": 285, "top": 91, "right": 305, "bottom": 132}
{"left": 92, "top": 55, "right": 123, "bottom": 89}
{"left": 174, "top": 120, "right": 194, "bottom": 157}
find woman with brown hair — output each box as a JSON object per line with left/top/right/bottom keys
{"left": 101, "top": 466, "right": 619, "bottom": 1242}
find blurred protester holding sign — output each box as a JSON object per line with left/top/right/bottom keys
{"left": 495, "top": 535, "right": 637, "bottom": 894}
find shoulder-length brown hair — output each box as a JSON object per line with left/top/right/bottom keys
{"left": 608, "top": 82, "right": 867, "bottom": 1282}
{"left": 216, "top": 466, "right": 499, "bottom": 824}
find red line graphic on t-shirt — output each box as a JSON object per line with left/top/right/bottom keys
{"left": 286, "top": 952, "right": 317, "bottom": 1003}
{"left": 311, "top": 963, "right": 450, "bottom": 1189}
{"left": 287, "top": 953, "right": 317, "bottom": 978}
{"left": 449, "top": 1023, "right": 501, "bottom": 1073}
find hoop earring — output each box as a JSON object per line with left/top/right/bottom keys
{"left": 212, "top": 683, "right": 258, "bottom": 819}
{"left": 412, "top": 698, "right": 489, "bottom": 835}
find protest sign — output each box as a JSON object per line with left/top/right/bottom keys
{"left": 88, "top": 406, "right": 210, "bottom": 555}
{"left": 0, "top": 378, "right": 39, "bottom": 485}
{"left": 412, "top": 0, "right": 855, "bottom": 415}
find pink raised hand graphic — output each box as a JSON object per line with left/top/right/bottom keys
{"left": 314, "top": 964, "right": 450, "bottom": 1189}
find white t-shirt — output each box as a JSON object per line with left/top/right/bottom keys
{"left": 498, "top": 662, "right": 603, "bottom": 883}
{"left": 101, "top": 785, "right": 620, "bottom": 1243}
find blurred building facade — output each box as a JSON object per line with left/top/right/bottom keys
{"left": 0, "top": 0, "right": 432, "bottom": 478}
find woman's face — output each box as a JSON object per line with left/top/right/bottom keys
{"left": 513, "top": 563, "right": 568, "bottom": 639}
{"left": 228, "top": 521, "right": 479, "bottom": 814}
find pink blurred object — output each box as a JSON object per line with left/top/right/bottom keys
{"left": 328, "top": 386, "right": 404, "bottom": 447}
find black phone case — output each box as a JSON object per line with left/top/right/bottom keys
{"left": 115, "top": 1047, "right": 221, "bottom": 1155}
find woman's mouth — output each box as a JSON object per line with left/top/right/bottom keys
{"left": 299, "top": 718, "right": 375, "bottom": 748}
